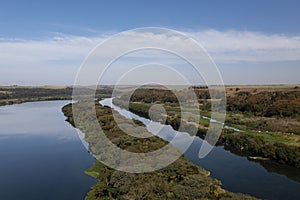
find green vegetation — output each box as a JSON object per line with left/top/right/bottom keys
{"left": 227, "top": 89, "right": 300, "bottom": 118}
{"left": 0, "top": 86, "right": 72, "bottom": 106}
{"left": 220, "top": 132, "right": 300, "bottom": 168}
{"left": 62, "top": 101, "right": 254, "bottom": 200}
{"left": 0, "top": 86, "right": 114, "bottom": 106}
{"left": 113, "top": 86, "right": 300, "bottom": 168}
{"left": 122, "top": 86, "right": 300, "bottom": 119}
{"left": 84, "top": 159, "right": 254, "bottom": 200}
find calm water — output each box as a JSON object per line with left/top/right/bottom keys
{"left": 101, "top": 98, "right": 300, "bottom": 200}
{"left": 0, "top": 101, "right": 96, "bottom": 200}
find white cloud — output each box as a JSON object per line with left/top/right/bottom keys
{"left": 1, "top": 29, "right": 300, "bottom": 66}
{"left": 0, "top": 35, "right": 103, "bottom": 66}
{"left": 0, "top": 29, "right": 299, "bottom": 85}
{"left": 191, "top": 29, "right": 300, "bottom": 63}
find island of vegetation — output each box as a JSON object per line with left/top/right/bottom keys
{"left": 62, "top": 100, "right": 255, "bottom": 200}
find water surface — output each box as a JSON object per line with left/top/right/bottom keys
{"left": 0, "top": 101, "right": 96, "bottom": 200}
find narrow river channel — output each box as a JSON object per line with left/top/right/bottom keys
{"left": 100, "top": 98, "right": 300, "bottom": 200}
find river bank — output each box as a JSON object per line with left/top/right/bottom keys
{"left": 112, "top": 98, "right": 300, "bottom": 168}
{"left": 103, "top": 98, "right": 300, "bottom": 199}
{"left": 62, "top": 100, "right": 255, "bottom": 200}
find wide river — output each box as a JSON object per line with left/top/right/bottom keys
{"left": 0, "top": 101, "right": 96, "bottom": 200}
{"left": 101, "top": 98, "right": 300, "bottom": 200}
{"left": 1, "top": 100, "right": 300, "bottom": 200}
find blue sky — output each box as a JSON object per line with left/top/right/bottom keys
{"left": 0, "top": 0, "right": 300, "bottom": 85}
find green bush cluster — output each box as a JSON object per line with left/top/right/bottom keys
{"left": 220, "top": 133, "right": 300, "bottom": 168}
{"left": 227, "top": 91, "right": 300, "bottom": 118}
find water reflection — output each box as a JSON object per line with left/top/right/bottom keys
{"left": 0, "top": 101, "right": 96, "bottom": 200}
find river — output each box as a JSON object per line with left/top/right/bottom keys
{"left": 1, "top": 100, "right": 299, "bottom": 200}
{"left": 100, "top": 98, "right": 300, "bottom": 200}
{"left": 0, "top": 101, "right": 96, "bottom": 200}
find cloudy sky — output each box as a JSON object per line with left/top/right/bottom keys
{"left": 0, "top": 0, "right": 299, "bottom": 85}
